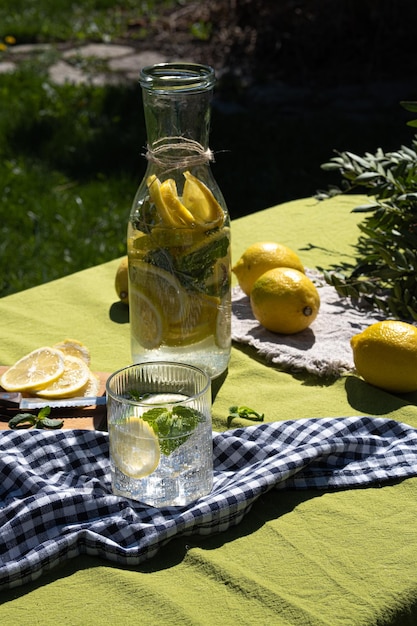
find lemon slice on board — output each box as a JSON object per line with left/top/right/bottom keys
{"left": 36, "top": 355, "right": 91, "bottom": 398}
{"left": 52, "top": 338, "right": 91, "bottom": 365}
{"left": 78, "top": 371, "right": 101, "bottom": 397}
{"left": 109, "top": 417, "right": 160, "bottom": 479}
{"left": 0, "top": 347, "right": 65, "bottom": 392}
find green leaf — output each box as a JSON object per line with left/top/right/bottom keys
{"left": 401, "top": 101, "right": 417, "bottom": 113}
{"left": 8, "top": 412, "right": 36, "bottom": 429}
{"left": 227, "top": 405, "right": 264, "bottom": 428}
{"left": 141, "top": 405, "right": 205, "bottom": 455}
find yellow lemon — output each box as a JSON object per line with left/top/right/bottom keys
{"left": 232, "top": 242, "right": 305, "bottom": 296}
{"left": 250, "top": 267, "right": 320, "bottom": 334}
{"left": 115, "top": 256, "right": 129, "bottom": 305}
{"left": 350, "top": 320, "right": 417, "bottom": 393}
{"left": 36, "top": 355, "right": 91, "bottom": 399}
{"left": 109, "top": 416, "right": 160, "bottom": 479}
{"left": 0, "top": 347, "right": 65, "bottom": 392}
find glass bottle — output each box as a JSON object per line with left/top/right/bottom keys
{"left": 128, "top": 63, "right": 231, "bottom": 378}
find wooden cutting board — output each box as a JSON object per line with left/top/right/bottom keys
{"left": 0, "top": 366, "right": 108, "bottom": 431}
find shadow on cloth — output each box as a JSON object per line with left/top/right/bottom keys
{"left": 0, "top": 487, "right": 321, "bottom": 603}
{"left": 345, "top": 375, "right": 417, "bottom": 414}
{"left": 109, "top": 301, "right": 129, "bottom": 324}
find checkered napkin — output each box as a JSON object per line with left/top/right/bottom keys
{"left": 2, "top": 416, "right": 417, "bottom": 589}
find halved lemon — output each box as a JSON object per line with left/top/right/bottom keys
{"left": 36, "top": 355, "right": 91, "bottom": 398}
{"left": 109, "top": 416, "right": 160, "bottom": 479}
{"left": 0, "top": 347, "right": 65, "bottom": 392}
{"left": 52, "top": 338, "right": 91, "bottom": 365}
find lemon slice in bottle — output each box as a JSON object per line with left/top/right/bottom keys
{"left": 129, "top": 286, "right": 165, "bottom": 349}
{"left": 165, "top": 293, "right": 219, "bottom": 347}
{"left": 159, "top": 178, "right": 195, "bottom": 226}
{"left": 36, "top": 355, "right": 91, "bottom": 398}
{"left": 129, "top": 260, "right": 187, "bottom": 324}
{"left": 0, "top": 347, "right": 65, "bottom": 392}
{"left": 182, "top": 170, "right": 224, "bottom": 228}
{"left": 147, "top": 174, "right": 186, "bottom": 227}
{"left": 109, "top": 416, "right": 160, "bottom": 479}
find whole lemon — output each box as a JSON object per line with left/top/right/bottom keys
{"left": 232, "top": 242, "right": 305, "bottom": 296}
{"left": 350, "top": 320, "right": 417, "bottom": 393}
{"left": 115, "top": 256, "right": 129, "bottom": 305}
{"left": 250, "top": 267, "right": 320, "bottom": 334}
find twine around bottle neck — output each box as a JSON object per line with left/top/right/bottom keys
{"left": 145, "top": 136, "right": 214, "bottom": 174}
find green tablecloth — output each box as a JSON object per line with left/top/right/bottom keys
{"left": 1, "top": 196, "right": 417, "bottom": 625}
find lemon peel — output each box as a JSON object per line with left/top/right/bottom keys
{"left": 159, "top": 178, "right": 195, "bottom": 225}
{"left": 147, "top": 174, "right": 185, "bottom": 227}
{"left": 147, "top": 172, "right": 224, "bottom": 230}
{"left": 182, "top": 170, "right": 224, "bottom": 228}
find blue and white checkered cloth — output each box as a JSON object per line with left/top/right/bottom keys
{"left": 1, "top": 416, "right": 417, "bottom": 589}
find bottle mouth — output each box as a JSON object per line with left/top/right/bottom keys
{"left": 139, "top": 63, "right": 215, "bottom": 93}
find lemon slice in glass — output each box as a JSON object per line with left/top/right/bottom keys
{"left": 109, "top": 417, "right": 160, "bottom": 479}
{"left": 0, "top": 347, "right": 65, "bottom": 392}
{"left": 36, "top": 355, "right": 91, "bottom": 398}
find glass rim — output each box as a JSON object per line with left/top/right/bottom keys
{"left": 105, "top": 361, "right": 211, "bottom": 406}
{"left": 139, "top": 62, "right": 215, "bottom": 93}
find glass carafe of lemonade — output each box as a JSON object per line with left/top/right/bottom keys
{"left": 128, "top": 63, "right": 231, "bottom": 378}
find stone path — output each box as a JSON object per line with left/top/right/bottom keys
{"left": 0, "top": 42, "right": 179, "bottom": 85}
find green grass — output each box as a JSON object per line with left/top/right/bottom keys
{"left": 0, "top": 1, "right": 178, "bottom": 297}
{"left": 0, "top": 63, "right": 146, "bottom": 297}
{"left": 0, "top": 0, "right": 173, "bottom": 43}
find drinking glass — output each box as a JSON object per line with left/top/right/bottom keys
{"left": 106, "top": 362, "right": 213, "bottom": 507}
